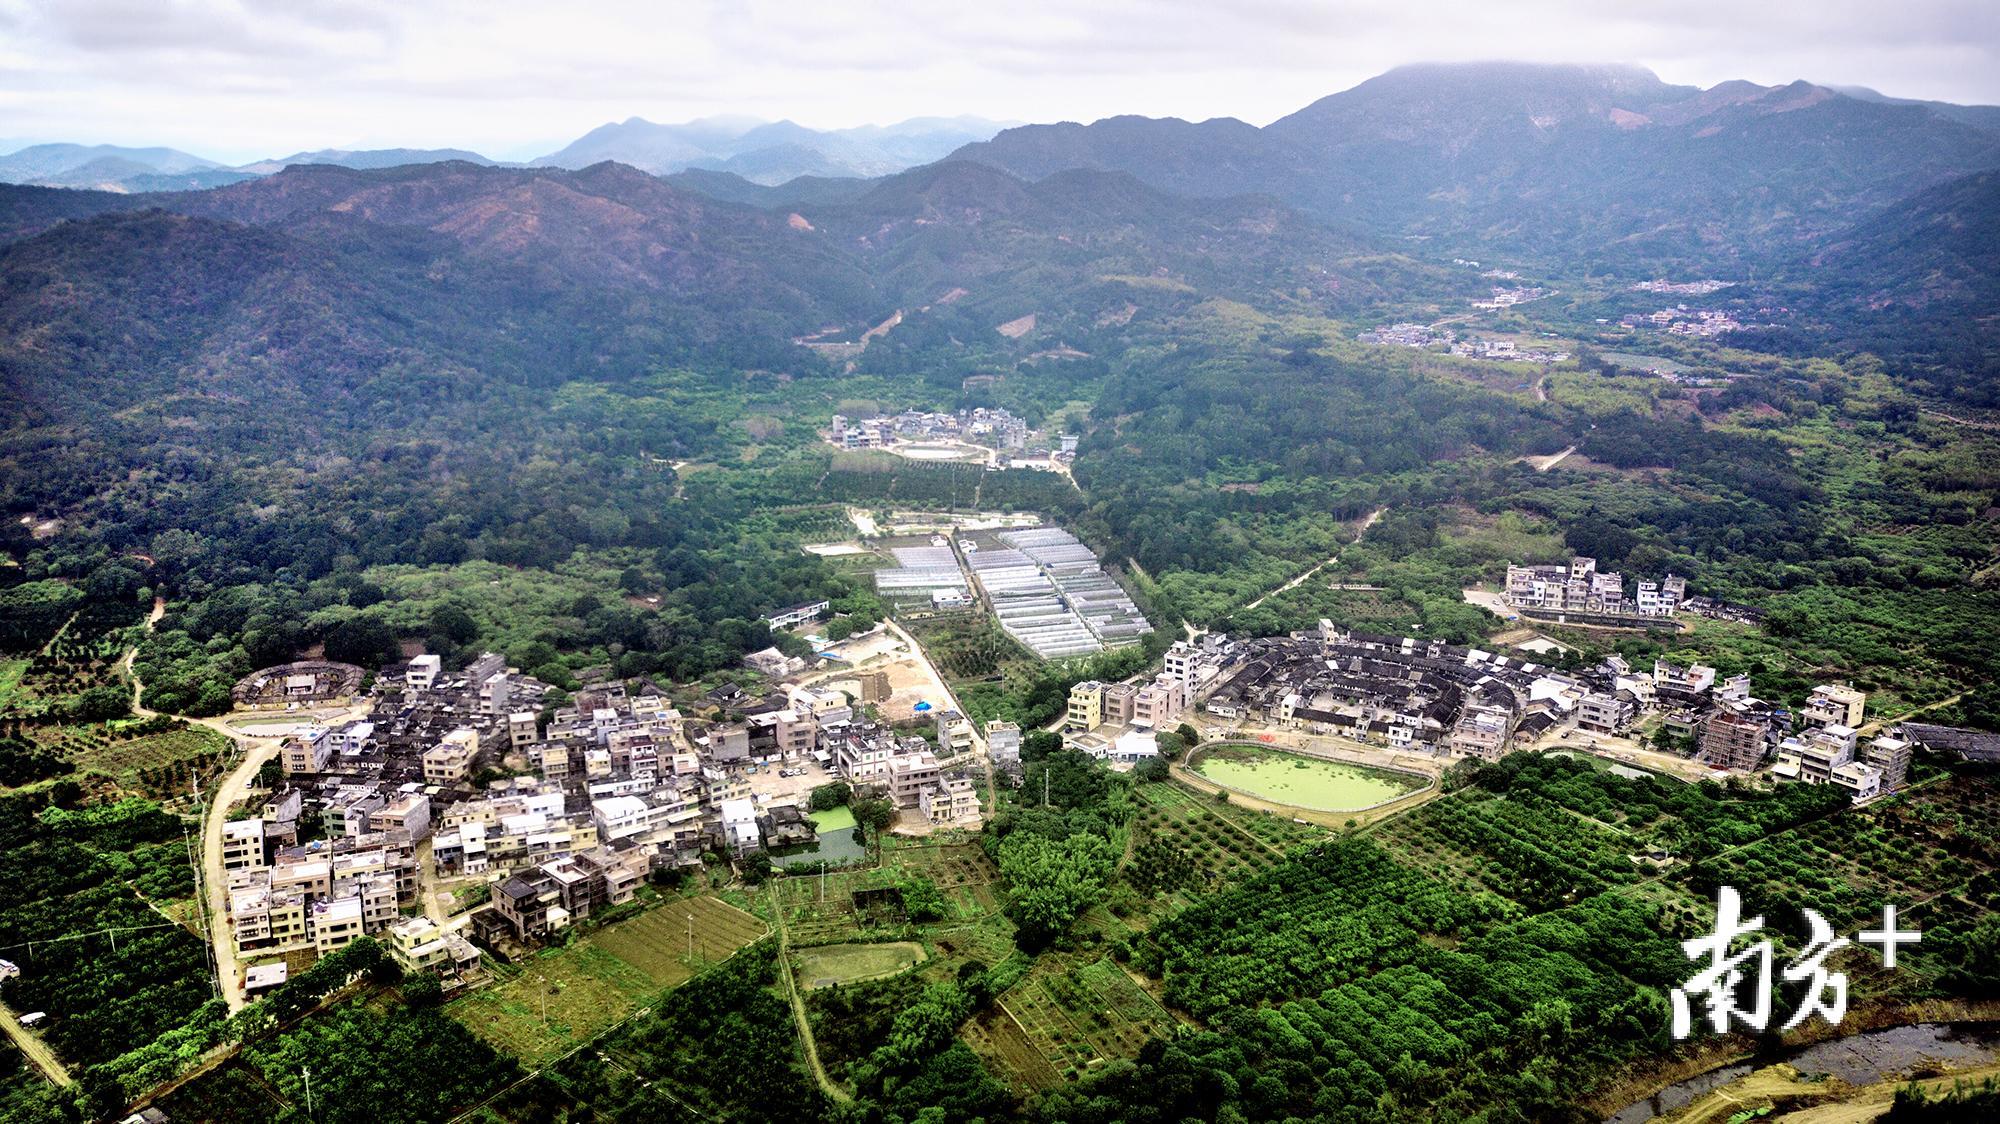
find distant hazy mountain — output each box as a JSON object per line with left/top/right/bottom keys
{"left": 950, "top": 62, "right": 2000, "bottom": 270}
{"left": 1829, "top": 86, "right": 2000, "bottom": 135}
{"left": 534, "top": 115, "right": 1009, "bottom": 184}
{"left": 233, "top": 148, "right": 502, "bottom": 175}
{"left": 663, "top": 168, "right": 876, "bottom": 208}
{"left": 0, "top": 143, "right": 223, "bottom": 191}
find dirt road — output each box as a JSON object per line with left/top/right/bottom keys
{"left": 202, "top": 738, "right": 281, "bottom": 1010}
{"left": 1241, "top": 507, "right": 1386, "bottom": 613}
{"left": 881, "top": 619, "right": 996, "bottom": 807}
{"left": 767, "top": 884, "right": 850, "bottom": 1103}
{"left": 0, "top": 1000, "right": 70, "bottom": 1086}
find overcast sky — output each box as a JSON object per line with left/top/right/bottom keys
{"left": 3, "top": 0, "right": 1996, "bottom": 163}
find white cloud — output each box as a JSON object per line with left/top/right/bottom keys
{"left": 0, "top": 0, "right": 1993, "bottom": 163}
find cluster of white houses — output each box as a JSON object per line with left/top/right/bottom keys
{"left": 828, "top": 407, "right": 1032, "bottom": 451}
{"left": 1504, "top": 556, "right": 1687, "bottom": 620}
{"left": 225, "top": 648, "right": 988, "bottom": 972}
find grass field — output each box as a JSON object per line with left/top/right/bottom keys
{"left": 0, "top": 658, "right": 27, "bottom": 709}
{"left": 451, "top": 895, "right": 767, "bottom": 1064}
{"left": 1192, "top": 744, "right": 1422, "bottom": 812}
{"left": 796, "top": 940, "right": 926, "bottom": 988}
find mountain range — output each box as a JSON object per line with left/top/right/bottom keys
{"left": 950, "top": 62, "right": 2000, "bottom": 270}
{"left": 528, "top": 115, "right": 1010, "bottom": 182}
{"left": 0, "top": 116, "right": 1010, "bottom": 194}
{"left": 0, "top": 61, "right": 1995, "bottom": 420}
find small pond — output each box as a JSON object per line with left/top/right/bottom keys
{"left": 771, "top": 805, "right": 870, "bottom": 870}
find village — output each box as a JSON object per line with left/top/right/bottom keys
{"left": 210, "top": 628, "right": 1004, "bottom": 1002}
{"left": 824, "top": 406, "right": 1078, "bottom": 471}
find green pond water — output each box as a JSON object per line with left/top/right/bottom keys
{"left": 772, "top": 805, "right": 868, "bottom": 870}
{"left": 1194, "top": 747, "right": 1421, "bottom": 811}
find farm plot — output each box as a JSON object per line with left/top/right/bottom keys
{"left": 995, "top": 956, "right": 1178, "bottom": 1083}
{"left": 1683, "top": 776, "right": 2000, "bottom": 938}
{"left": 1132, "top": 782, "right": 1289, "bottom": 886}
{"left": 891, "top": 842, "right": 1003, "bottom": 916}
{"left": 590, "top": 894, "right": 767, "bottom": 985}
{"left": 452, "top": 895, "right": 766, "bottom": 1064}
{"left": 1372, "top": 788, "right": 1640, "bottom": 911}
{"left": 769, "top": 864, "right": 906, "bottom": 943}
{"left": 962, "top": 1001, "right": 1064, "bottom": 1095}
{"left": 65, "top": 724, "right": 231, "bottom": 798}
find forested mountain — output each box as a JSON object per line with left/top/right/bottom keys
{"left": 950, "top": 62, "right": 2000, "bottom": 270}
{"left": 0, "top": 155, "right": 1444, "bottom": 364}
{"left": 1802, "top": 170, "right": 2000, "bottom": 311}
{"left": 1758, "top": 171, "right": 2000, "bottom": 404}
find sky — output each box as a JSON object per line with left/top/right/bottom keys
{"left": 2, "top": 0, "right": 1997, "bottom": 163}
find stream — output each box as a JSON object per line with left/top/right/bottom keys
{"left": 1603, "top": 1022, "right": 2000, "bottom": 1124}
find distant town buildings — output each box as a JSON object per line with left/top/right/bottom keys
{"left": 828, "top": 407, "right": 1033, "bottom": 453}
{"left": 1631, "top": 279, "right": 1736, "bottom": 296}
{"left": 1473, "top": 286, "right": 1554, "bottom": 309}
{"left": 1624, "top": 306, "right": 1744, "bottom": 336}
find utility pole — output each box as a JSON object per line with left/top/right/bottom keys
{"left": 538, "top": 975, "right": 547, "bottom": 1029}
{"left": 685, "top": 912, "right": 694, "bottom": 963}
{"left": 302, "top": 1066, "right": 313, "bottom": 1121}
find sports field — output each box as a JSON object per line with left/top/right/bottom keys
{"left": 1193, "top": 744, "right": 1421, "bottom": 811}
{"left": 796, "top": 940, "right": 926, "bottom": 988}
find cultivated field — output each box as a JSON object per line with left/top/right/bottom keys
{"left": 451, "top": 895, "right": 767, "bottom": 1064}
{"left": 590, "top": 895, "right": 768, "bottom": 985}
{"left": 63, "top": 724, "right": 231, "bottom": 798}
{"left": 1132, "top": 781, "right": 1318, "bottom": 888}
{"left": 983, "top": 957, "right": 1178, "bottom": 1086}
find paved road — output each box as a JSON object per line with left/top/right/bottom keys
{"left": 881, "top": 619, "right": 996, "bottom": 808}
{"left": 0, "top": 999, "right": 71, "bottom": 1086}
{"left": 202, "top": 737, "right": 281, "bottom": 1011}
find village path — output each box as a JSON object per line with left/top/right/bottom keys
{"left": 1241, "top": 506, "right": 1386, "bottom": 613}
{"left": 1857, "top": 692, "right": 1962, "bottom": 738}
{"left": 0, "top": 999, "right": 70, "bottom": 1087}
{"left": 115, "top": 596, "right": 168, "bottom": 710}
{"left": 1523, "top": 444, "right": 1577, "bottom": 473}
{"left": 1923, "top": 409, "right": 2000, "bottom": 432}
{"left": 767, "top": 884, "right": 850, "bottom": 1104}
